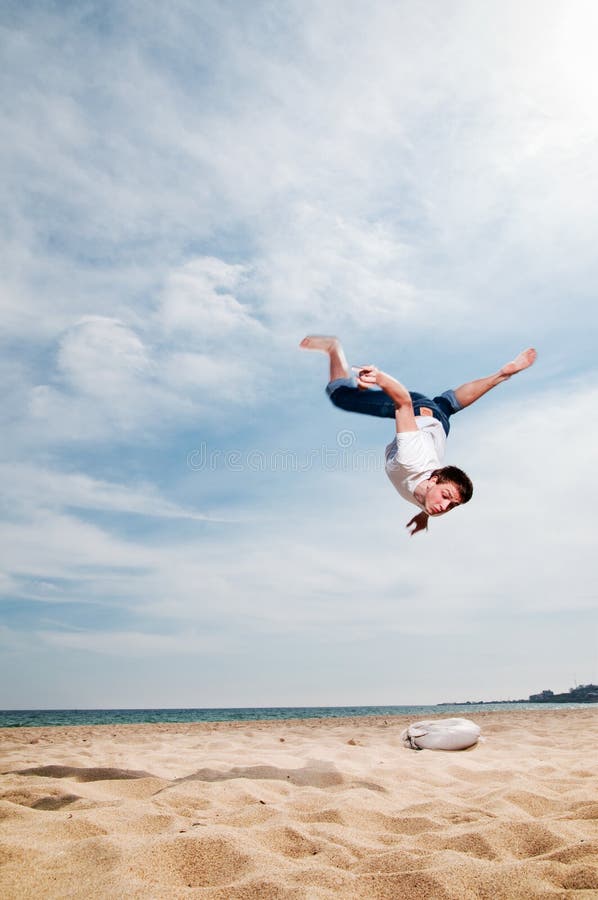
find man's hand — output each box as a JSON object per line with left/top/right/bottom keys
{"left": 354, "top": 365, "right": 380, "bottom": 388}
{"left": 354, "top": 365, "right": 417, "bottom": 433}
{"left": 406, "top": 511, "right": 429, "bottom": 536}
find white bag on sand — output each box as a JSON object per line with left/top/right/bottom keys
{"left": 401, "top": 717, "right": 481, "bottom": 751}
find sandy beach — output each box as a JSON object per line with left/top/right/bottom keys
{"left": 0, "top": 708, "right": 596, "bottom": 898}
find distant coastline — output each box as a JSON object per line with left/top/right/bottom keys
{"left": 440, "top": 683, "right": 598, "bottom": 706}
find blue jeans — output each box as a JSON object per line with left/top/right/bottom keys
{"left": 326, "top": 377, "right": 462, "bottom": 436}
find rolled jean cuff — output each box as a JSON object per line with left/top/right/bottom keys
{"left": 437, "top": 388, "right": 463, "bottom": 413}
{"left": 326, "top": 376, "right": 357, "bottom": 396}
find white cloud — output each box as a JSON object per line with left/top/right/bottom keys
{"left": 159, "top": 351, "right": 254, "bottom": 403}
{"left": 252, "top": 208, "right": 421, "bottom": 332}
{"left": 0, "top": 510, "right": 154, "bottom": 582}
{"left": 158, "top": 257, "right": 260, "bottom": 337}
{"left": 0, "top": 463, "right": 214, "bottom": 521}
{"left": 26, "top": 316, "right": 177, "bottom": 440}
{"left": 57, "top": 316, "right": 150, "bottom": 397}
{"left": 20, "top": 279, "right": 263, "bottom": 442}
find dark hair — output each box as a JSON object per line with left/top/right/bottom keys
{"left": 430, "top": 466, "right": 473, "bottom": 504}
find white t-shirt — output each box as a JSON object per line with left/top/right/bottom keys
{"left": 385, "top": 417, "right": 447, "bottom": 509}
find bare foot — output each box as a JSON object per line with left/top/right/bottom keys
{"left": 300, "top": 334, "right": 350, "bottom": 380}
{"left": 501, "top": 347, "right": 537, "bottom": 377}
{"left": 299, "top": 335, "right": 340, "bottom": 352}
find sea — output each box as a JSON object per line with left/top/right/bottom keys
{"left": 0, "top": 702, "right": 590, "bottom": 728}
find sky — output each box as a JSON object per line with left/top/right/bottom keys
{"left": 1, "top": 0, "right": 597, "bottom": 709}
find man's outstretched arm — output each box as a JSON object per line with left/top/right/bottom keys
{"left": 355, "top": 366, "right": 418, "bottom": 433}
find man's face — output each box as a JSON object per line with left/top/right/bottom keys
{"left": 424, "top": 478, "right": 462, "bottom": 516}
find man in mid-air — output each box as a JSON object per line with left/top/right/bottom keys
{"left": 300, "top": 336, "right": 537, "bottom": 535}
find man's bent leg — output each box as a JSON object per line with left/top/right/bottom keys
{"left": 300, "top": 335, "right": 351, "bottom": 382}
{"left": 300, "top": 335, "right": 397, "bottom": 418}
